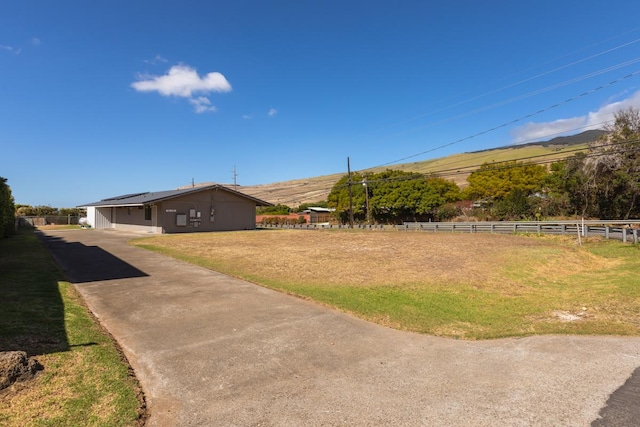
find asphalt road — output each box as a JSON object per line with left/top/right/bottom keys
{"left": 39, "top": 229, "right": 640, "bottom": 426}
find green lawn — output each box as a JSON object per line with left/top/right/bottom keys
{"left": 0, "top": 228, "right": 143, "bottom": 427}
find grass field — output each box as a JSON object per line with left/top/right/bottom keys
{"left": 0, "top": 229, "right": 143, "bottom": 427}
{"left": 133, "top": 229, "right": 640, "bottom": 339}
{"left": 35, "top": 224, "right": 83, "bottom": 231}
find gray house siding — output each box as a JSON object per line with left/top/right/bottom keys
{"left": 111, "top": 206, "right": 152, "bottom": 233}
{"left": 161, "top": 188, "right": 256, "bottom": 233}
{"left": 81, "top": 185, "right": 270, "bottom": 234}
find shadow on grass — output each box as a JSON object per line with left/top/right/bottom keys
{"left": 0, "top": 228, "right": 70, "bottom": 355}
{"left": 0, "top": 228, "right": 148, "bottom": 356}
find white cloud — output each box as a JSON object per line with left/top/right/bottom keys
{"left": 242, "top": 114, "right": 253, "bottom": 120}
{"left": 131, "top": 64, "right": 231, "bottom": 97}
{"left": 584, "top": 90, "right": 640, "bottom": 128}
{"left": 31, "top": 37, "right": 41, "bottom": 47}
{"left": 511, "top": 90, "right": 640, "bottom": 143}
{"left": 144, "top": 54, "right": 167, "bottom": 65}
{"left": 268, "top": 108, "right": 278, "bottom": 117}
{"left": 0, "top": 44, "right": 21, "bottom": 55}
{"left": 511, "top": 117, "right": 585, "bottom": 143}
{"left": 131, "top": 64, "right": 231, "bottom": 113}
{"left": 189, "top": 97, "right": 217, "bottom": 114}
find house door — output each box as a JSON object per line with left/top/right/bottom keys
{"left": 94, "top": 207, "right": 113, "bottom": 229}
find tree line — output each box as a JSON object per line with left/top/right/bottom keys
{"left": 0, "top": 179, "right": 88, "bottom": 239}
{"left": 0, "top": 177, "right": 15, "bottom": 238}
{"left": 14, "top": 205, "right": 86, "bottom": 217}
{"left": 326, "top": 108, "right": 640, "bottom": 224}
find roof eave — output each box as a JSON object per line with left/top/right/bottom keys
{"left": 79, "top": 203, "right": 145, "bottom": 208}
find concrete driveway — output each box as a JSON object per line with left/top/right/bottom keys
{"left": 40, "top": 229, "right": 640, "bottom": 426}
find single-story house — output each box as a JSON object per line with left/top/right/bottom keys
{"left": 79, "top": 184, "right": 272, "bottom": 233}
{"left": 255, "top": 207, "right": 334, "bottom": 225}
{"left": 303, "top": 207, "right": 333, "bottom": 224}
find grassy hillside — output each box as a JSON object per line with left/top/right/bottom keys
{"left": 240, "top": 131, "right": 602, "bottom": 207}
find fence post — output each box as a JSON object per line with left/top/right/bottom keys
{"left": 605, "top": 226, "right": 609, "bottom": 240}
{"left": 561, "top": 224, "right": 566, "bottom": 235}
{"left": 634, "top": 229, "right": 638, "bottom": 244}
{"left": 623, "top": 228, "right": 627, "bottom": 243}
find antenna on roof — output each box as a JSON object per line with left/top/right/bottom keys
{"left": 232, "top": 165, "right": 238, "bottom": 190}
{"left": 192, "top": 178, "right": 195, "bottom": 188}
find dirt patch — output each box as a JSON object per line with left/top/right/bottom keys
{"left": 0, "top": 351, "right": 43, "bottom": 392}
{"left": 552, "top": 310, "right": 590, "bottom": 322}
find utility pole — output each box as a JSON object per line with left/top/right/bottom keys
{"left": 232, "top": 165, "right": 238, "bottom": 190}
{"left": 363, "top": 178, "right": 370, "bottom": 224}
{"left": 347, "top": 157, "right": 354, "bottom": 228}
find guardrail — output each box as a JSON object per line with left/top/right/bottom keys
{"left": 398, "top": 220, "right": 640, "bottom": 243}
{"left": 258, "top": 220, "right": 640, "bottom": 243}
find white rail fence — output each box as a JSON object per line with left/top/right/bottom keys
{"left": 260, "top": 220, "right": 640, "bottom": 243}
{"left": 19, "top": 215, "right": 81, "bottom": 226}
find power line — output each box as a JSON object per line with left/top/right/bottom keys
{"left": 327, "top": 138, "right": 640, "bottom": 191}
{"left": 364, "top": 69, "right": 640, "bottom": 171}
{"left": 386, "top": 56, "right": 640, "bottom": 140}
{"left": 270, "top": 135, "right": 637, "bottom": 207}
{"left": 356, "top": 31, "right": 640, "bottom": 140}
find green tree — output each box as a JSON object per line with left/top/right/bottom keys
{"left": 327, "top": 172, "right": 367, "bottom": 223}
{"left": 256, "top": 204, "right": 291, "bottom": 215}
{"left": 465, "top": 161, "right": 548, "bottom": 202}
{"left": 546, "top": 155, "right": 595, "bottom": 217}
{"left": 328, "top": 170, "right": 461, "bottom": 224}
{"left": 15, "top": 204, "right": 36, "bottom": 216}
{"left": 0, "top": 177, "right": 15, "bottom": 237}
{"left": 59, "top": 207, "right": 86, "bottom": 216}
{"left": 491, "top": 189, "right": 531, "bottom": 220}
{"left": 581, "top": 108, "right": 640, "bottom": 219}
{"left": 30, "top": 205, "right": 58, "bottom": 216}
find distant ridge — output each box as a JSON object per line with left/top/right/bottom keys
{"left": 240, "top": 130, "right": 606, "bottom": 206}
{"left": 471, "top": 129, "right": 607, "bottom": 153}
{"left": 517, "top": 129, "right": 607, "bottom": 148}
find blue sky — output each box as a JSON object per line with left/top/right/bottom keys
{"left": 2, "top": 1, "right": 640, "bottom": 207}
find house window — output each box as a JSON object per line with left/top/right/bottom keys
{"left": 144, "top": 205, "right": 152, "bottom": 221}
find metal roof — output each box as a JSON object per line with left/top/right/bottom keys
{"left": 79, "top": 184, "right": 272, "bottom": 208}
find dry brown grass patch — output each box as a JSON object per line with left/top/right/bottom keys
{"left": 137, "top": 230, "right": 600, "bottom": 290}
